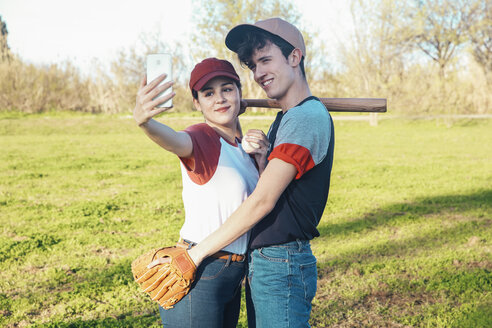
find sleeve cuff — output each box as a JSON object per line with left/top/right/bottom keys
{"left": 268, "top": 143, "right": 315, "bottom": 179}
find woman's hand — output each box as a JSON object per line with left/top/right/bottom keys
{"left": 133, "top": 74, "right": 175, "bottom": 126}
{"left": 243, "top": 129, "right": 269, "bottom": 174}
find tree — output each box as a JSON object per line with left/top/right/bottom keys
{"left": 467, "top": 0, "right": 492, "bottom": 83}
{"left": 413, "top": 0, "right": 473, "bottom": 79}
{"left": 337, "top": 0, "right": 416, "bottom": 116}
{"left": 0, "top": 15, "right": 11, "bottom": 62}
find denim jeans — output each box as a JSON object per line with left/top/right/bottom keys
{"left": 159, "top": 256, "right": 246, "bottom": 328}
{"left": 247, "top": 239, "right": 317, "bottom": 328}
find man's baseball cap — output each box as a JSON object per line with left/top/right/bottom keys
{"left": 189, "top": 58, "right": 240, "bottom": 93}
{"left": 225, "top": 17, "right": 306, "bottom": 58}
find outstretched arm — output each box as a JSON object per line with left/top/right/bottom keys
{"left": 133, "top": 74, "right": 192, "bottom": 158}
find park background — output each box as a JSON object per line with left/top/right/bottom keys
{"left": 0, "top": 0, "right": 491, "bottom": 327}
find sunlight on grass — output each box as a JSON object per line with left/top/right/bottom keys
{"left": 0, "top": 114, "right": 490, "bottom": 327}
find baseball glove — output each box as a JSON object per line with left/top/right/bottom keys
{"left": 132, "top": 246, "right": 196, "bottom": 309}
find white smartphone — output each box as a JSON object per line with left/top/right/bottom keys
{"left": 146, "top": 53, "right": 173, "bottom": 108}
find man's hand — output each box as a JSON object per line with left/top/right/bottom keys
{"left": 133, "top": 74, "right": 175, "bottom": 126}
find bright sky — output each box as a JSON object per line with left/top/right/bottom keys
{"left": 0, "top": 0, "right": 353, "bottom": 73}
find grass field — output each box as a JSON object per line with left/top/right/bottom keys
{"left": 0, "top": 112, "right": 490, "bottom": 327}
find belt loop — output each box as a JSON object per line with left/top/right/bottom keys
{"left": 296, "top": 239, "right": 302, "bottom": 252}
{"left": 225, "top": 254, "right": 232, "bottom": 267}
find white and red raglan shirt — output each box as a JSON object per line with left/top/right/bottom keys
{"left": 178, "top": 123, "right": 259, "bottom": 255}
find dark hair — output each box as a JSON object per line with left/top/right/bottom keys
{"left": 192, "top": 79, "right": 242, "bottom": 100}
{"left": 235, "top": 29, "right": 306, "bottom": 78}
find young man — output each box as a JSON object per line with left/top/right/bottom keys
{"left": 187, "top": 18, "right": 334, "bottom": 327}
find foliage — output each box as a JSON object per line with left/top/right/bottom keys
{"left": 413, "top": 0, "right": 472, "bottom": 78}
{"left": 466, "top": 0, "right": 492, "bottom": 83}
{"left": 0, "top": 1, "right": 491, "bottom": 114}
{"left": 338, "top": 0, "right": 416, "bottom": 101}
{"left": 88, "top": 34, "right": 193, "bottom": 114}
{"left": 0, "top": 15, "right": 10, "bottom": 62}
{"left": 0, "top": 56, "right": 91, "bottom": 113}
{"left": 0, "top": 35, "right": 193, "bottom": 114}
{"left": 335, "top": 0, "right": 491, "bottom": 115}
{"left": 0, "top": 113, "right": 490, "bottom": 327}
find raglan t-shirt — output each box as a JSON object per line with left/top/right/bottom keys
{"left": 249, "top": 96, "right": 335, "bottom": 249}
{"left": 178, "top": 123, "right": 259, "bottom": 255}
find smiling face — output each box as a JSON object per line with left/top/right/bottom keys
{"left": 248, "top": 41, "right": 297, "bottom": 102}
{"left": 193, "top": 76, "right": 241, "bottom": 130}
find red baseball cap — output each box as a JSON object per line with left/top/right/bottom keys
{"left": 189, "top": 58, "right": 240, "bottom": 93}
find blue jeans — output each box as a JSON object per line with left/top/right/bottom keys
{"left": 246, "top": 240, "right": 317, "bottom": 328}
{"left": 159, "top": 256, "right": 246, "bottom": 328}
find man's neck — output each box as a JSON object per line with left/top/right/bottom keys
{"left": 277, "top": 78, "right": 312, "bottom": 113}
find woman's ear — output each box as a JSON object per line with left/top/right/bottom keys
{"left": 192, "top": 97, "right": 202, "bottom": 112}
{"left": 289, "top": 48, "right": 303, "bottom": 67}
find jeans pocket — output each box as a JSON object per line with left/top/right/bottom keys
{"left": 258, "top": 247, "right": 288, "bottom": 262}
{"left": 199, "top": 258, "right": 228, "bottom": 280}
{"left": 300, "top": 260, "right": 317, "bottom": 301}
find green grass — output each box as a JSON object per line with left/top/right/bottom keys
{"left": 0, "top": 113, "right": 490, "bottom": 327}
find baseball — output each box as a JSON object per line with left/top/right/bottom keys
{"left": 241, "top": 138, "right": 260, "bottom": 153}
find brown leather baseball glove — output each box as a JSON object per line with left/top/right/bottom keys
{"left": 132, "top": 246, "right": 196, "bottom": 309}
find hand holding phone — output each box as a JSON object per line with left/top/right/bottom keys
{"left": 146, "top": 54, "right": 173, "bottom": 108}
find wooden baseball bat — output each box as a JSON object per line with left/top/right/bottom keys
{"left": 244, "top": 98, "right": 387, "bottom": 113}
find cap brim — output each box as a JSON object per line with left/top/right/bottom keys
{"left": 193, "top": 71, "right": 240, "bottom": 91}
{"left": 225, "top": 24, "right": 266, "bottom": 53}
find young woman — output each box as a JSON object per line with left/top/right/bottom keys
{"left": 133, "top": 57, "right": 268, "bottom": 328}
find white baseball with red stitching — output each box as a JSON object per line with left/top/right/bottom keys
{"left": 241, "top": 138, "right": 260, "bottom": 153}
